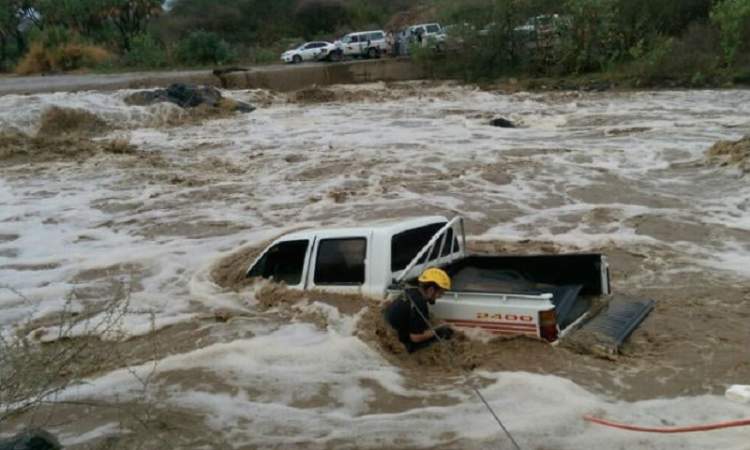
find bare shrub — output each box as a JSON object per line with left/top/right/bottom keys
{"left": 15, "top": 43, "right": 112, "bottom": 75}
{"left": 0, "top": 286, "right": 162, "bottom": 437}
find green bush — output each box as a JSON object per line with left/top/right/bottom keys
{"left": 631, "top": 23, "right": 722, "bottom": 86}
{"left": 27, "top": 25, "right": 78, "bottom": 50}
{"left": 122, "top": 33, "right": 168, "bottom": 68}
{"left": 252, "top": 47, "right": 277, "bottom": 64}
{"left": 15, "top": 27, "right": 113, "bottom": 74}
{"left": 711, "top": 0, "right": 750, "bottom": 66}
{"left": 175, "top": 31, "right": 235, "bottom": 65}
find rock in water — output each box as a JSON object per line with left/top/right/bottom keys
{"left": 165, "top": 83, "right": 222, "bottom": 108}
{"left": 125, "top": 83, "right": 256, "bottom": 113}
{"left": 0, "top": 429, "right": 61, "bottom": 450}
{"left": 706, "top": 136, "right": 750, "bottom": 173}
{"left": 489, "top": 117, "right": 515, "bottom": 128}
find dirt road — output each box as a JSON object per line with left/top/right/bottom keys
{"left": 0, "top": 59, "right": 421, "bottom": 95}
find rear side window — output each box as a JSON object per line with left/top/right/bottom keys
{"left": 429, "top": 227, "right": 456, "bottom": 260}
{"left": 315, "top": 238, "right": 367, "bottom": 285}
{"left": 370, "top": 32, "right": 384, "bottom": 40}
{"left": 392, "top": 223, "right": 459, "bottom": 272}
{"left": 248, "top": 240, "right": 309, "bottom": 285}
{"left": 426, "top": 25, "right": 440, "bottom": 33}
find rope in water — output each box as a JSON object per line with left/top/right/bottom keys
{"left": 399, "top": 289, "right": 523, "bottom": 450}
{"left": 584, "top": 415, "right": 750, "bottom": 433}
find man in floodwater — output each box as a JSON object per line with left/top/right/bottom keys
{"left": 384, "top": 267, "right": 455, "bottom": 353}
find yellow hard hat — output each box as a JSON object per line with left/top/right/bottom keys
{"left": 418, "top": 267, "right": 451, "bottom": 290}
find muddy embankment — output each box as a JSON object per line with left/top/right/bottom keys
{"left": 215, "top": 58, "right": 426, "bottom": 92}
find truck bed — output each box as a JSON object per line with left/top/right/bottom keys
{"left": 441, "top": 253, "right": 608, "bottom": 330}
{"left": 444, "top": 254, "right": 608, "bottom": 296}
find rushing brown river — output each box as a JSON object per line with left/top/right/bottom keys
{"left": 1, "top": 82, "right": 749, "bottom": 449}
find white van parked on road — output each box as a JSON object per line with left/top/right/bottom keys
{"left": 331, "top": 30, "right": 390, "bottom": 60}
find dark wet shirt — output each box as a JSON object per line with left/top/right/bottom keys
{"left": 384, "top": 287, "right": 430, "bottom": 347}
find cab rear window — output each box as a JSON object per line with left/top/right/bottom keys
{"left": 391, "top": 223, "right": 457, "bottom": 271}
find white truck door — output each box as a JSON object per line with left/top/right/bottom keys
{"left": 246, "top": 239, "right": 312, "bottom": 289}
{"left": 347, "top": 35, "right": 360, "bottom": 55}
{"left": 307, "top": 234, "right": 369, "bottom": 295}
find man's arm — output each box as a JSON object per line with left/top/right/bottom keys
{"left": 410, "top": 329, "right": 435, "bottom": 343}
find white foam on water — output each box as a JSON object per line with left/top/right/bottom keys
{"left": 0, "top": 89, "right": 229, "bottom": 135}
{"left": 42, "top": 322, "right": 750, "bottom": 449}
{"left": 57, "top": 423, "right": 121, "bottom": 447}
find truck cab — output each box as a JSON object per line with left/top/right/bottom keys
{"left": 247, "top": 217, "right": 460, "bottom": 298}
{"left": 246, "top": 216, "right": 652, "bottom": 349}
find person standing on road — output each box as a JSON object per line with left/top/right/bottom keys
{"left": 386, "top": 31, "right": 395, "bottom": 56}
{"left": 384, "top": 267, "right": 455, "bottom": 353}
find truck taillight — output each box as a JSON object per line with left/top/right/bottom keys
{"left": 539, "top": 310, "right": 558, "bottom": 342}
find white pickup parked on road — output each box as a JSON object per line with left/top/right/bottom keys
{"left": 245, "top": 216, "right": 653, "bottom": 348}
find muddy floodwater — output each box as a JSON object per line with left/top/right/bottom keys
{"left": 1, "top": 82, "right": 749, "bottom": 449}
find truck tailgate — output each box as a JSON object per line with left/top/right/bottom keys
{"left": 563, "top": 295, "right": 655, "bottom": 355}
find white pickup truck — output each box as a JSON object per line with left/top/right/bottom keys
{"left": 245, "top": 216, "right": 653, "bottom": 348}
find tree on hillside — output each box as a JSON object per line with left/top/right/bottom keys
{"left": 32, "top": 0, "right": 112, "bottom": 41}
{"left": 612, "top": 0, "right": 712, "bottom": 54}
{"left": 0, "top": 0, "right": 16, "bottom": 67}
{"left": 294, "top": 0, "right": 348, "bottom": 39}
{"left": 0, "top": 0, "right": 37, "bottom": 68}
{"left": 30, "top": 0, "right": 163, "bottom": 50}
{"left": 100, "top": 0, "right": 163, "bottom": 51}
{"left": 711, "top": 0, "right": 750, "bottom": 66}
{"left": 164, "top": 0, "right": 296, "bottom": 45}
{"left": 561, "top": 0, "right": 619, "bottom": 72}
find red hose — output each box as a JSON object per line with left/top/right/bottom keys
{"left": 584, "top": 415, "right": 750, "bottom": 433}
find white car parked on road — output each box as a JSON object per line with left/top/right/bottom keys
{"left": 331, "top": 30, "right": 390, "bottom": 60}
{"left": 408, "top": 23, "right": 446, "bottom": 48}
{"left": 281, "top": 41, "right": 335, "bottom": 64}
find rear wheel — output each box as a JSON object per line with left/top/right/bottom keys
{"left": 367, "top": 47, "right": 379, "bottom": 59}
{"left": 293, "top": 54, "right": 302, "bottom": 64}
